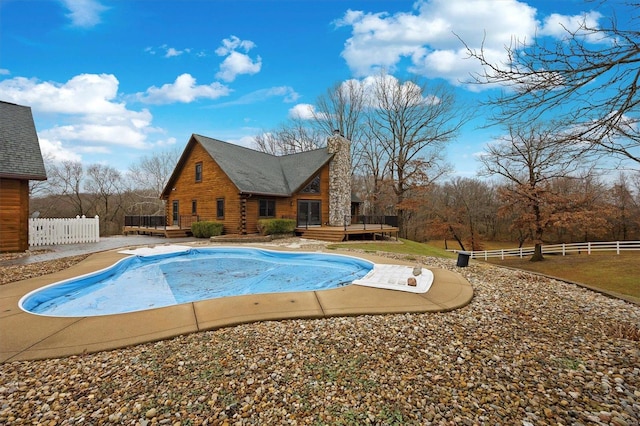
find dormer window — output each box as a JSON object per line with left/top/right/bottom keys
{"left": 301, "top": 175, "right": 320, "bottom": 193}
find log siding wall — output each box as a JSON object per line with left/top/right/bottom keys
{"left": 0, "top": 178, "right": 29, "bottom": 252}
{"left": 165, "top": 143, "right": 242, "bottom": 234}
{"left": 164, "top": 141, "right": 331, "bottom": 235}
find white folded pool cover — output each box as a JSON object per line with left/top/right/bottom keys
{"left": 352, "top": 265, "right": 433, "bottom": 294}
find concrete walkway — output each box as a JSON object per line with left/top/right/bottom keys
{"left": 0, "top": 243, "right": 473, "bottom": 363}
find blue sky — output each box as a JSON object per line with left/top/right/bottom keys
{"left": 0, "top": 0, "right": 622, "bottom": 178}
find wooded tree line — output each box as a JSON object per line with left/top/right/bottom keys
{"left": 399, "top": 173, "right": 640, "bottom": 251}
{"left": 30, "top": 147, "right": 640, "bottom": 250}
{"left": 30, "top": 150, "right": 179, "bottom": 236}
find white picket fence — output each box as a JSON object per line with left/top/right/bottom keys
{"left": 455, "top": 241, "right": 640, "bottom": 260}
{"left": 29, "top": 215, "right": 100, "bottom": 246}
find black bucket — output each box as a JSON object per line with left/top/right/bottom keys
{"left": 456, "top": 251, "right": 471, "bottom": 267}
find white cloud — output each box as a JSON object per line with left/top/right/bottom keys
{"left": 265, "top": 86, "right": 300, "bottom": 103}
{"left": 215, "top": 36, "right": 256, "bottom": 56}
{"left": 41, "top": 121, "right": 150, "bottom": 149}
{"left": 145, "top": 45, "right": 201, "bottom": 58}
{"left": 155, "top": 137, "right": 177, "bottom": 147}
{"left": 0, "top": 73, "right": 126, "bottom": 115}
{"left": 165, "top": 47, "right": 183, "bottom": 58}
{"left": 39, "top": 137, "right": 83, "bottom": 163}
{"left": 0, "top": 73, "right": 159, "bottom": 163}
{"left": 336, "top": 0, "right": 600, "bottom": 87}
{"left": 289, "top": 104, "right": 316, "bottom": 120}
{"left": 214, "top": 86, "right": 299, "bottom": 107}
{"left": 60, "top": 0, "right": 108, "bottom": 28}
{"left": 215, "top": 36, "right": 262, "bottom": 82}
{"left": 136, "top": 73, "right": 231, "bottom": 104}
{"left": 230, "top": 135, "right": 256, "bottom": 148}
{"left": 540, "top": 11, "right": 604, "bottom": 43}
{"left": 0, "top": 69, "right": 9, "bottom": 75}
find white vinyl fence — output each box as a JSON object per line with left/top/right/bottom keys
{"left": 29, "top": 215, "right": 100, "bottom": 246}
{"left": 454, "top": 241, "right": 640, "bottom": 260}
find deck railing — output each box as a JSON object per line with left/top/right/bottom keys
{"left": 452, "top": 241, "right": 640, "bottom": 260}
{"left": 124, "top": 215, "right": 166, "bottom": 229}
{"left": 348, "top": 215, "right": 398, "bottom": 230}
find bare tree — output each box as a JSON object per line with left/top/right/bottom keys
{"left": 607, "top": 172, "right": 640, "bottom": 240}
{"left": 481, "top": 123, "right": 590, "bottom": 261}
{"left": 464, "top": 1, "right": 640, "bottom": 167}
{"left": 47, "top": 160, "right": 87, "bottom": 216}
{"left": 368, "top": 74, "right": 467, "bottom": 237}
{"left": 253, "top": 119, "right": 324, "bottom": 156}
{"left": 127, "top": 148, "right": 181, "bottom": 215}
{"left": 423, "top": 178, "right": 499, "bottom": 250}
{"left": 85, "top": 164, "right": 124, "bottom": 234}
{"left": 546, "top": 174, "right": 613, "bottom": 242}
{"left": 356, "top": 129, "right": 392, "bottom": 215}
{"left": 28, "top": 152, "right": 55, "bottom": 199}
{"left": 312, "top": 80, "right": 368, "bottom": 171}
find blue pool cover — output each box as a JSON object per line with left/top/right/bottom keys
{"left": 20, "top": 247, "right": 373, "bottom": 317}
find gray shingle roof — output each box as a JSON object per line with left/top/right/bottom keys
{"left": 0, "top": 101, "right": 47, "bottom": 180}
{"left": 193, "top": 134, "right": 333, "bottom": 196}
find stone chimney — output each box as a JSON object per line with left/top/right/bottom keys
{"left": 327, "top": 130, "right": 351, "bottom": 226}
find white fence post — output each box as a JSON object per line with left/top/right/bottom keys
{"left": 29, "top": 216, "right": 100, "bottom": 246}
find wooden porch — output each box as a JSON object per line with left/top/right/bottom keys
{"left": 123, "top": 215, "right": 193, "bottom": 238}
{"left": 296, "top": 224, "right": 399, "bottom": 242}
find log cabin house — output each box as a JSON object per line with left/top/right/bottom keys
{"left": 159, "top": 131, "right": 356, "bottom": 240}
{"left": 0, "top": 101, "right": 47, "bottom": 252}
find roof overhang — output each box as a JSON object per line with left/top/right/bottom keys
{"left": 0, "top": 173, "right": 47, "bottom": 181}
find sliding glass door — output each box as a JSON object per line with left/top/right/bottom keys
{"left": 297, "top": 200, "right": 321, "bottom": 227}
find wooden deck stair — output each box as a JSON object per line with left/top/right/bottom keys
{"left": 164, "top": 228, "right": 191, "bottom": 238}
{"left": 296, "top": 228, "right": 346, "bottom": 242}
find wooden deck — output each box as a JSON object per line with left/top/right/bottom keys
{"left": 296, "top": 224, "right": 399, "bottom": 242}
{"left": 122, "top": 225, "right": 191, "bottom": 238}
{"left": 123, "top": 224, "right": 399, "bottom": 242}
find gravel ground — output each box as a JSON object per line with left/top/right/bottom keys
{"left": 1, "top": 247, "right": 639, "bottom": 425}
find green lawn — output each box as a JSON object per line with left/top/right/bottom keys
{"left": 329, "top": 238, "right": 455, "bottom": 259}
{"left": 329, "top": 239, "right": 640, "bottom": 300}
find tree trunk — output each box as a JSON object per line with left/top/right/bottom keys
{"left": 449, "top": 224, "right": 466, "bottom": 251}
{"left": 530, "top": 243, "right": 544, "bottom": 262}
{"left": 530, "top": 198, "right": 545, "bottom": 262}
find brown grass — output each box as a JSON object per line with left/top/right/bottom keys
{"left": 420, "top": 240, "right": 639, "bottom": 300}
{"left": 483, "top": 252, "right": 640, "bottom": 299}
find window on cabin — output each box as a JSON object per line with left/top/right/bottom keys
{"left": 195, "top": 162, "right": 202, "bottom": 182}
{"left": 191, "top": 200, "right": 197, "bottom": 215}
{"left": 301, "top": 175, "right": 320, "bottom": 193}
{"left": 259, "top": 199, "right": 276, "bottom": 217}
{"left": 216, "top": 198, "right": 224, "bottom": 219}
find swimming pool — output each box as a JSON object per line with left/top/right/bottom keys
{"left": 19, "top": 247, "right": 374, "bottom": 317}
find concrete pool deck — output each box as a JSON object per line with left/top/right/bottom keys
{"left": 0, "top": 245, "right": 473, "bottom": 363}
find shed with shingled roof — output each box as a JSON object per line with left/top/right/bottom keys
{"left": 0, "top": 101, "right": 47, "bottom": 252}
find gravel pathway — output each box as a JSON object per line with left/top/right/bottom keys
{"left": 1, "top": 250, "right": 639, "bottom": 425}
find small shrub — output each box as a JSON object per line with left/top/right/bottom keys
{"left": 191, "top": 221, "right": 224, "bottom": 238}
{"left": 257, "top": 218, "right": 296, "bottom": 236}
